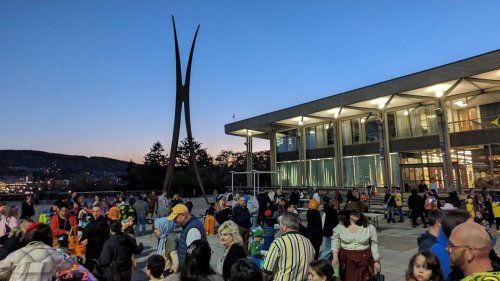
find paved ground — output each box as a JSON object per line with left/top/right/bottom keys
{"left": 14, "top": 196, "right": 500, "bottom": 281}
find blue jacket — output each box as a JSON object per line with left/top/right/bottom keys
{"left": 430, "top": 229, "right": 451, "bottom": 279}
{"left": 178, "top": 216, "right": 206, "bottom": 264}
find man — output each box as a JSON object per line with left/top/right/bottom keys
{"left": 318, "top": 197, "right": 339, "bottom": 260}
{"left": 0, "top": 223, "right": 75, "bottom": 281}
{"left": 50, "top": 202, "right": 77, "bottom": 241}
{"left": 133, "top": 195, "right": 148, "bottom": 236}
{"left": 154, "top": 191, "right": 169, "bottom": 218}
{"left": 262, "top": 212, "right": 315, "bottom": 281}
{"left": 232, "top": 196, "right": 251, "bottom": 255}
{"left": 20, "top": 195, "right": 35, "bottom": 220}
{"left": 247, "top": 193, "right": 259, "bottom": 228}
{"left": 394, "top": 187, "right": 404, "bottom": 222}
{"left": 417, "top": 209, "right": 442, "bottom": 251}
{"left": 448, "top": 222, "right": 499, "bottom": 280}
{"left": 167, "top": 203, "right": 206, "bottom": 264}
{"left": 80, "top": 205, "right": 110, "bottom": 272}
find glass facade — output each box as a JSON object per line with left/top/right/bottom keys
{"left": 307, "top": 158, "right": 335, "bottom": 187}
{"left": 343, "top": 155, "right": 383, "bottom": 188}
{"left": 276, "top": 130, "right": 298, "bottom": 153}
{"left": 387, "top": 105, "right": 437, "bottom": 139}
{"left": 277, "top": 161, "right": 300, "bottom": 186}
{"left": 305, "top": 124, "right": 334, "bottom": 150}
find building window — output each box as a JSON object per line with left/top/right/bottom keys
{"left": 276, "top": 130, "right": 298, "bottom": 153}
{"left": 326, "top": 124, "right": 335, "bottom": 146}
{"left": 306, "top": 127, "right": 316, "bottom": 149}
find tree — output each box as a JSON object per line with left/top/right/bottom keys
{"left": 176, "top": 137, "right": 213, "bottom": 168}
{"left": 144, "top": 141, "right": 168, "bottom": 167}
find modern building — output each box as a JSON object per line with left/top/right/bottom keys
{"left": 225, "top": 50, "right": 500, "bottom": 192}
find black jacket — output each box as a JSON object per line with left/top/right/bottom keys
{"left": 98, "top": 233, "right": 135, "bottom": 272}
{"left": 323, "top": 205, "right": 339, "bottom": 238}
{"left": 81, "top": 215, "right": 110, "bottom": 260}
{"left": 232, "top": 205, "right": 251, "bottom": 228}
{"left": 408, "top": 194, "right": 425, "bottom": 215}
{"left": 21, "top": 201, "right": 35, "bottom": 219}
{"left": 223, "top": 244, "right": 246, "bottom": 280}
{"left": 306, "top": 209, "right": 323, "bottom": 258}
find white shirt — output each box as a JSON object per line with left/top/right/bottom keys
{"left": 186, "top": 228, "right": 202, "bottom": 247}
{"left": 331, "top": 224, "right": 380, "bottom": 261}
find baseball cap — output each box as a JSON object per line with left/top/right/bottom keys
{"left": 252, "top": 228, "right": 264, "bottom": 237}
{"left": 167, "top": 204, "right": 189, "bottom": 220}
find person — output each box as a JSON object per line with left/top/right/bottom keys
{"left": 418, "top": 181, "right": 428, "bottom": 194}
{"left": 445, "top": 191, "right": 460, "bottom": 208}
{"left": 405, "top": 250, "right": 444, "bottom": 281}
{"left": 262, "top": 212, "right": 315, "bottom": 281}
{"left": 319, "top": 196, "right": 339, "bottom": 260}
{"left": 92, "top": 195, "right": 101, "bottom": 207}
{"left": 408, "top": 188, "right": 427, "bottom": 228}
{"left": 417, "top": 210, "right": 442, "bottom": 251}
{"left": 0, "top": 220, "right": 34, "bottom": 260}
{"left": 334, "top": 190, "right": 343, "bottom": 211}
{"left": 170, "top": 194, "right": 183, "bottom": 209}
{"left": 384, "top": 189, "right": 397, "bottom": 223}
{"left": 448, "top": 222, "right": 500, "bottom": 280}
{"left": 306, "top": 198, "right": 323, "bottom": 259}
{"left": 148, "top": 191, "right": 158, "bottom": 220}
{"left": 230, "top": 258, "right": 263, "bottom": 281}
{"left": 0, "top": 202, "right": 12, "bottom": 243}
{"left": 50, "top": 202, "right": 77, "bottom": 244}
{"left": 165, "top": 240, "right": 223, "bottom": 281}
{"left": 6, "top": 206, "right": 18, "bottom": 230}
{"left": 429, "top": 209, "right": 470, "bottom": 279}
{"left": 96, "top": 220, "right": 136, "bottom": 281}
{"left": 167, "top": 203, "right": 206, "bottom": 265}
{"left": 312, "top": 188, "right": 321, "bottom": 203}
{"left": 107, "top": 202, "right": 121, "bottom": 222}
{"left": 308, "top": 259, "right": 335, "bottom": 281}
{"left": 80, "top": 205, "right": 111, "bottom": 272}
{"left": 217, "top": 220, "right": 247, "bottom": 280}
{"left": 394, "top": 187, "right": 405, "bottom": 222}
{"left": 249, "top": 228, "right": 265, "bottom": 268}
{"left": 133, "top": 195, "right": 148, "bottom": 236}
{"left": 20, "top": 196, "right": 35, "bottom": 220}
{"left": 216, "top": 198, "right": 232, "bottom": 225}
{"left": 204, "top": 205, "right": 216, "bottom": 235}
{"left": 232, "top": 196, "right": 252, "bottom": 255}
{"left": 429, "top": 178, "right": 438, "bottom": 193}
{"left": 155, "top": 191, "right": 169, "bottom": 218}
{"left": 247, "top": 193, "right": 260, "bottom": 228}
{"left": 154, "top": 217, "right": 179, "bottom": 274}
{"left": 146, "top": 254, "right": 166, "bottom": 281}
{"left": 261, "top": 209, "right": 276, "bottom": 250}
{"left": 332, "top": 201, "right": 380, "bottom": 281}
{"left": 0, "top": 223, "right": 75, "bottom": 281}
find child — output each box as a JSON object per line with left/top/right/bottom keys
{"left": 249, "top": 228, "right": 266, "bottom": 268}
{"left": 204, "top": 203, "right": 216, "bottom": 235}
{"left": 146, "top": 254, "right": 166, "bottom": 281}
{"left": 466, "top": 196, "right": 475, "bottom": 218}
{"left": 406, "top": 250, "right": 444, "bottom": 281}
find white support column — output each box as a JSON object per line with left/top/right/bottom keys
{"left": 270, "top": 132, "right": 277, "bottom": 187}
{"left": 246, "top": 134, "right": 253, "bottom": 189}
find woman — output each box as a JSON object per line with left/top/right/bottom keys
{"left": 332, "top": 201, "right": 380, "bottom": 281}
{"left": 217, "top": 220, "right": 246, "bottom": 280}
{"left": 0, "top": 220, "right": 33, "bottom": 260}
{"left": 306, "top": 198, "right": 323, "bottom": 259}
{"left": 334, "top": 190, "right": 343, "bottom": 211}
{"left": 154, "top": 217, "right": 179, "bottom": 274}
{"left": 215, "top": 198, "right": 232, "bottom": 225}
{"left": 20, "top": 196, "right": 35, "bottom": 220}
{"left": 165, "top": 240, "right": 223, "bottom": 281}
{"left": 309, "top": 260, "right": 335, "bottom": 281}
{"left": 6, "top": 206, "right": 19, "bottom": 231}
{"left": 92, "top": 195, "right": 101, "bottom": 207}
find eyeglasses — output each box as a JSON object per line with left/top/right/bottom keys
{"left": 446, "top": 241, "right": 475, "bottom": 251}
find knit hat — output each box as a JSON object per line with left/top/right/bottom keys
{"left": 26, "top": 222, "right": 44, "bottom": 233}
{"left": 252, "top": 228, "right": 264, "bottom": 237}
{"left": 308, "top": 198, "right": 320, "bottom": 210}
{"left": 264, "top": 209, "right": 272, "bottom": 217}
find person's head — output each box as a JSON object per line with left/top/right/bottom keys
{"left": 308, "top": 259, "right": 335, "bottom": 281}
{"left": 308, "top": 198, "right": 320, "bottom": 210}
{"left": 279, "top": 212, "right": 300, "bottom": 234}
{"left": 440, "top": 209, "right": 471, "bottom": 238}
{"left": 167, "top": 204, "right": 191, "bottom": 226}
{"left": 218, "top": 220, "right": 243, "bottom": 248}
{"left": 26, "top": 223, "right": 53, "bottom": 246}
{"left": 182, "top": 240, "right": 215, "bottom": 279}
{"left": 26, "top": 196, "right": 32, "bottom": 203}
{"left": 7, "top": 206, "right": 18, "bottom": 218}
{"left": 341, "top": 201, "right": 368, "bottom": 227}
{"left": 238, "top": 196, "right": 246, "bottom": 207}
{"left": 58, "top": 203, "right": 70, "bottom": 218}
{"left": 109, "top": 220, "right": 122, "bottom": 235}
{"left": 0, "top": 202, "right": 7, "bottom": 214}
{"left": 284, "top": 201, "right": 297, "bottom": 213}
{"left": 412, "top": 188, "right": 418, "bottom": 196}
{"left": 94, "top": 195, "right": 100, "bottom": 202}
{"left": 407, "top": 250, "right": 444, "bottom": 281}
{"left": 146, "top": 254, "right": 165, "bottom": 279}
{"left": 427, "top": 210, "right": 442, "bottom": 227}
{"left": 448, "top": 222, "right": 493, "bottom": 275}
{"left": 230, "top": 258, "right": 263, "bottom": 281}
{"left": 153, "top": 217, "right": 176, "bottom": 239}
{"left": 252, "top": 228, "right": 264, "bottom": 242}
{"left": 91, "top": 205, "right": 102, "bottom": 220}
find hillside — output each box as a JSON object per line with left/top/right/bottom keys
{"left": 0, "top": 150, "right": 129, "bottom": 177}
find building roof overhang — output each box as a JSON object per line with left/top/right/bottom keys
{"left": 225, "top": 49, "right": 500, "bottom": 139}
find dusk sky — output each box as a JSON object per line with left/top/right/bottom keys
{"left": 1, "top": 1, "right": 499, "bottom": 163}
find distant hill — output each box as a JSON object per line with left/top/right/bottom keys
{"left": 0, "top": 150, "right": 129, "bottom": 177}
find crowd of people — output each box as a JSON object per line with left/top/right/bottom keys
{"left": 0, "top": 187, "right": 499, "bottom": 281}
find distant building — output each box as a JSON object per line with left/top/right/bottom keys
{"left": 225, "top": 50, "right": 500, "bottom": 192}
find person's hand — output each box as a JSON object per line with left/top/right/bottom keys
{"left": 332, "top": 256, "right": 339, "bottom": 267}
{"left": 80, "top": 239, "right": 88, "bottom": 246}
{"left": 374, "top": 261, "right": 381, "bottom": 274}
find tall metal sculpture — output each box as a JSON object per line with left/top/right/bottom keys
{"left": 163, "top": 16, "right": 209, "bottom": 204}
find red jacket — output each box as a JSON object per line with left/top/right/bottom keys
{"left": 50, "top": 215, "right": 77, "bottom": 238}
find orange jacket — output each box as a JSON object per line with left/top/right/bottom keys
{"left": 204, "top": 215, "right": 216, "bottom": 235}
{"left": 50, "top": 215, "right": 77, "bottom": 238}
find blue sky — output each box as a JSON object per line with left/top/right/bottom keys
{"left": 1, "top": 1, "right": 499, "bottom": 163}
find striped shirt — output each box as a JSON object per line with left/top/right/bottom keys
{"left": 262, "top": 231, "right": 315, "bottom": 281}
